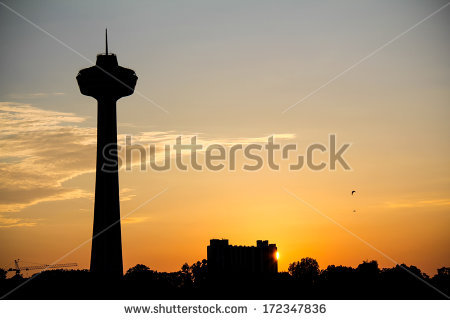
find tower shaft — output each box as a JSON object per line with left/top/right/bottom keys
{"left": 90, "top": 98, "right": 122, "bottom": 276}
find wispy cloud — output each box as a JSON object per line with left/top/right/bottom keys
{"left": 122, "top": 216, "right": 150, "bottom": 224}
{"left": 0, "top": 188, "right": 91, "bottom": 213}
{"left": 118, "top": 131, "right": 297, "bottom": 166}
{"left": 119, "top": 129, "right": 296, "bottom": 146}
{"left": 7, "top": 92, "right": 65, "bottom": 99}
{"left": 0, "top": 214, "right": 37, "bottom": 228}
{"left": 0, "top": 102, "right": 95, "bottom": 212}
{"left": 0, "top": 102, "right": 295, "bottom": 214}
{"left": 120, "top": 188, "right": 136, "bottom": 202}
{"left": 384, "top": 198, "right": 450, "bottom": 209}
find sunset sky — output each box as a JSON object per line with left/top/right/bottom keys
{"left": 0, "top": 0, "right": 449, "bottom": 276}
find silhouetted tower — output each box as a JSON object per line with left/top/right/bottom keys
{"left": 76, "top": 30, "right": 137, "bottom": 277}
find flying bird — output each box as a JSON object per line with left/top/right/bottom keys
{"left": 352, "top": 191, "right": 357, "bottom": 212}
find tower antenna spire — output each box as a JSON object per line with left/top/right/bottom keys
{"left": 105, "top": 28, "right": 108, "bottom": 55}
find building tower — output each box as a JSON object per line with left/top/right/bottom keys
{"left": 207, "top": 239, "right": 278, "bottom": 276}
{"left": 76, "top": 30, "right": 137, "bottom": 277}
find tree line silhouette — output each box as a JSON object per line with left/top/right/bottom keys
{"left": 0, "top": 258, "right": 448, "bottom": 299}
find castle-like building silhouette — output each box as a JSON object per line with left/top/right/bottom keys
{"left": 207, "top": 239, "right": 278, "bottom": 275}
{"left": 76, "top": 30, "right": 137, "bottom": 277}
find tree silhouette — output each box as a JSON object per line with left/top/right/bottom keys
{"left": 357, "top": 260, "right": 379, "bottom": 280}
{"left": 432, "top": 267, "right": 450, "bottom": 295}
{"left": 124, "top": 264, "right": 156, "bottom": 281}
{"left": 180, "top": 263, "right": 193, "bottom": 288}
{"left": 0, "top": 268, "right": 6, "bottom": 280}
{"left": 190, "top": 259, "right": 207, "bottom": 288}
{"left": 288, "top": 257, "right": 319, "bottom": 286}
{"left": 357, "top": 260, "right": 378, "bottom": 273}
{"left": 0, "top": 258, "right": 448, "bottom": 299}
{"left": 436, "top": 267, "right": 450, "bottom": 278}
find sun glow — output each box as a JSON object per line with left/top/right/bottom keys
{"left": 276, "top": 252, "right": 280, "bottom": 260}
